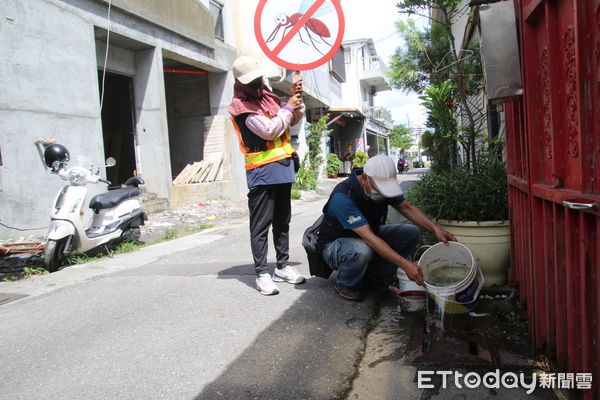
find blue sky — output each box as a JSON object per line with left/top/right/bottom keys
{"left": 342, "top": 0, "right": 427, "bottom": 127}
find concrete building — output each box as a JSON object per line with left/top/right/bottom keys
{"left": 326, "top": 39, "right": 392, "bottom": 173}
{"left": 0, "top": 0, "right": 393, "bottom": 240}
{"left": 0, "top": 0, "right": 244, "bottom": 239}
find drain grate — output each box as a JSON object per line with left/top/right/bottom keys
{"left": 405, "top": 313, "right": 498, "bottom": 368}
{"left": 0, "top": 293, "right": 28, "bottom": 306}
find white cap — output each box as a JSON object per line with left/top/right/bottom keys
{"left": 233, "top": 56, "right": 264, "bottom": 85}
{"left": 363, "top": 155, "right": 403, "bottom": 198}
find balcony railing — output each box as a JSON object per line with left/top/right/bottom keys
{"left": 363, "top": 106, "right": 393, "bottom": 127}
{"left": 359, "top": 56, "right": 390, "bottom": 92}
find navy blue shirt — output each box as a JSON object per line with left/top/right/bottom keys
{"left": 325, "top": 192, "right": 405, "bottom": 229}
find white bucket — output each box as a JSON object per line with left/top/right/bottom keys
{"left": 418, "top": 242, "right": 484, "bottom": 314}
{"left": 396, "top": 269, "right": 426, "bottom": 312}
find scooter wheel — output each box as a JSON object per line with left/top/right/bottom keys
{"left": 44, "top": 237, "right": 70, "bottom": 272}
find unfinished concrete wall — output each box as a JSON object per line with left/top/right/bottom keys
{"left": 133, "top": 48, "right": 172, "bottom": 202}
{"left": 0, "top": 0, "right": 241, "bottom": 240}
{"left": 94, "top": 0, "right": 215, "bottom": 42}
{"left": 0, "top": 0, "right": 106, "bottom": 239}
{"left": 165, "top": 72, "right": 210, "bottom": 177}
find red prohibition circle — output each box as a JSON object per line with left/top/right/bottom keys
{"left": 254, "top": 0, "right": 345, "bottom": 71}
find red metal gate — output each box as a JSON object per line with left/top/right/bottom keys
{"left": 506, "top": 0, "right": 599, "bottom": 397}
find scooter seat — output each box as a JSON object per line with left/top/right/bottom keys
{"left": 89, "top": 187, "right": 141, "bottom": 212}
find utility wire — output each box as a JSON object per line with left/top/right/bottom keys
{"left": 0, "top": 221, "right": 47, "bottom": 232}
{"left": 99, "top": 0, "right": 113, "bottom": 111}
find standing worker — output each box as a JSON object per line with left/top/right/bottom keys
{"left": 228, "top": 56, "right": 306, "bottom": 295}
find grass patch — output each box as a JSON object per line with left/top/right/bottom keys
{"left": 291, "top": 189, "right": 301, "bottom": 200}
{"left": 164, "top": 228, "right": 178, "bottom": 240}
{"left": 65, "top": 251, "right": 103, "bottom": 266}
{"left": 22, "top": 267, "right": 48, "bottom": 278}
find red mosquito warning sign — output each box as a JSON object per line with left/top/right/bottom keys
{"left": 254, "top": 0, "right": 345, "bottom": 71}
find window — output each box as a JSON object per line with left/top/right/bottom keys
{"left": 344, "top": 48, "right": 352, "bottom": 64}
{"left": 209, "top": 0, "right": 224, "bottom": 42}
{"left": 330, "top": 46, "right": 346, "bottom": 82}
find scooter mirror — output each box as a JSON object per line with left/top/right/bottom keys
{"left": 105, "top": 157, "right": 116, "bottom": 167}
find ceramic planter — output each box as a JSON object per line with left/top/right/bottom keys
{"left": 436, "top": 219, "right": 510, "bottom": 286}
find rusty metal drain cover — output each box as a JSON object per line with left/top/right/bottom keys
{"left": 405, "top": 313, "right": 498, "bottom": 368}
{"left": 0, "top": 293, "right": 28, "bottom": 306}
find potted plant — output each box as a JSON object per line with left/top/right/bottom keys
{"left": 325, "top": 153, "right": 342, "bottom": 178}
{"left": 406, "top": 156, "right": 510, "bottom": 285}
{"left": 351, "top": 150, "right": 369, "bottom": 170}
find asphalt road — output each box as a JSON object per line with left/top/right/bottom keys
{"left": 0, "top": 171, "right": 431, "bottom": 400}
{"left": 0, "top": 194, "right": 387, "bottom": 400}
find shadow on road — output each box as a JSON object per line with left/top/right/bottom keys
{"left": 217, "top": 262, "right": 304, "bottom": 290}
{"left": 194, "top": 275, "right": 386, "bottom": 400}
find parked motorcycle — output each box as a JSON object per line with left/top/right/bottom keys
{"left": 39, "top": 143, "right": 145, "bottom": 271}
{"left": 397, "top": 159, "right": 409, "bottom": 174}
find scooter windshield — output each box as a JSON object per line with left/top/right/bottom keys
{"left": 72, "top": 155, "right": 93, "bottom": 170}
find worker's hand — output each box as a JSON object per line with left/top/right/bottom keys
{"left": 433, "top": 226, "right": 457, "bottom": 245}
{"left": 402, "top": 261, "right": 425, "bottom": 286}
{"left": 286, "top": 94, "right": 303, "bottom": 111}
{"left": 291, "top": 79, "right": 303, "bottom": 96}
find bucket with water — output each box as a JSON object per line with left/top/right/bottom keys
{"left": 418, "top": 242, "right": 484, "bottom": 314}
{"left": 396, "top": 269, "right": 426, "bottom": 312}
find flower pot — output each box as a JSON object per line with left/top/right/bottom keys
{"left": 328, "top": 173, "right": 338, "bottom": 179}
{"left": 436, "top": 219, "right": 510, "bottom": 286}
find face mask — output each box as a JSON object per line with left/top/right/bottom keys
{"left": 368, "top": 190, "right": 386, "bottom": 202}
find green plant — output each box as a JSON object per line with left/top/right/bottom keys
{"left": 306, "top": 114, "right": 332, "bottom": 172}
{"left": 291, "top": 189, "right": 301, "bottom": 200}
{"left": 22, "top": 267, "right": 48, "bottom": 278}
{"left": 406, "top": 156, "right": 508, "bottom": 222}
{"left": 325, "top": 153, "right": 341, "bottom": 177}
{"left": 65, "top": 251, "right": 102, "bottom": 266}
{"left": 113, "top": 241, "right": 142, "bottom": 254}
{"left": 418, "top": 82, "right": 459, "bottom": 172}
{"left": 293, "top": 156, "right": 318, "bottom": 190}
{"left": 351, "top": 150, "right": 369, "bottom": 169}
{"left": 165, "top": 228, "right": 178, "bottom": 240}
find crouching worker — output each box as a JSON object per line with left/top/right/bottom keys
{"left": 317, "top": 155, "right": 456, "bottom": 301}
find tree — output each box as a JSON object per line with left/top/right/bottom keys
{"left": 394, "top": 0, "right": 485, "bottom": 169}
{"left": 388, "top": 20, "right": 451, "bottom": 93}
{"left": 388, "top": 124, "right": 415, "bottom": 150}
{"left": 418, "top": 81, "right": 458, "bottom": 171}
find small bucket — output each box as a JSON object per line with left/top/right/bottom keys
{"left": 418, "top": 242, "right": 484, "bottom": 314}
{"left": 396, "top": 269, "right": 426, "bottom": 313}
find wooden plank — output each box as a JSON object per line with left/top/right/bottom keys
{"left": 173, "top": 163, "right": 193, "bottom": 185}
{"left": 189, "top": 160, "right": 206, "bottom": 183}
{"left": 174, "top": 163, "right": 194, "bottom": 185}
{"left": 208, "top": 157, "right": 222, "bottom": 182}
{"left": 184, "top": 162, "right": 203, "bottom": 184}
{"left": 199, "top": 162, "right": 213, "bottom": 183}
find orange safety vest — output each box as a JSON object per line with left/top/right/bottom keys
{"left": 231, "top": 114, "right": 295, "bottom": 171}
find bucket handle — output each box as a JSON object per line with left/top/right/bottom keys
{"left": 428, "top": 267, "right": 485, "bottom": 305}
{"left": 413, "top": 245, "right": 431, "bottom": 262}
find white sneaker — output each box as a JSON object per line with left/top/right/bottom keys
{"left": 256, "top": 273, "right": 279, "bottom": 295}
{"left": 272, "top": 265, "right": 306, "bottom": 284}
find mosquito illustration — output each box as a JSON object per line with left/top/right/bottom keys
{"left": 266, "top": 0, "right": 334, "bottom": 55}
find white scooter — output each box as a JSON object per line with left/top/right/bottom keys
{"left": 38, "top": 143, "right": 146, "bottom": 271}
